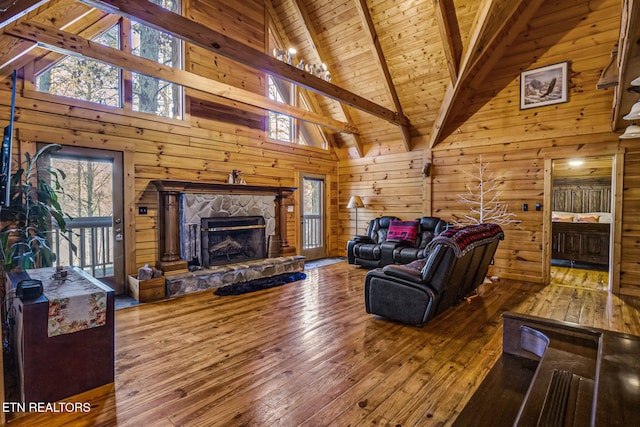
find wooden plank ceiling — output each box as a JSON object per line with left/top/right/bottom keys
{"left": 0, "top": 0, "right": 622, "bottom": 159}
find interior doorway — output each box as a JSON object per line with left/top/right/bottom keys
{"left": 300, "top": 173, "right": 326, "bottom": 260}
{"left": 549, "top": 156, "right": 613, "bottom": 291}
{"left": 43, "top": 145, "right": 126, "bottom": 294}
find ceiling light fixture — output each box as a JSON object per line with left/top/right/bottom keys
{"left": 620, "top": 124, "right": 640, "bottom": 139}
{"left": 620, "top": 89, "right": 640, "bottom": 139}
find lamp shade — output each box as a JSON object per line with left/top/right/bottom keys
{"left": 347, "top": 196, "right": 364, "bottom": 209}
{"left": 623, "top": 100, "right": 640, "bottom": 120}
{"left": 632, "top": 76, "right": 640, "bottom": 86}
{"left": 620, "top": 124, "right": 640, "bottom": 139}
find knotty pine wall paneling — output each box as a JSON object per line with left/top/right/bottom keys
{"left": 0, "top": 0, "right": 342, "bottom": 286}
{"left": 338, "top": 0, "right": 640, "bottom": 294}
{"left": 338, "top": 150, "right": 429, "bottom": 249}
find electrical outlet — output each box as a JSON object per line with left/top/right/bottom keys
{"left": 138, "top": 206, "right": 148, "bottom": 215}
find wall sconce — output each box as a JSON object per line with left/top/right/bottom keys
{"left": 347, "top": 195, "right": 364, "bottom": 233}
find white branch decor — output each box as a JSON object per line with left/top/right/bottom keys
{"left": 454, "top": 156, "right": 519, "bottom": 226}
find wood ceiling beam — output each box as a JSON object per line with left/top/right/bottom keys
{"left": 0, "top": 1, "right": 102, "bottom": 79}
{"left": 289, "top": 0, "right": 364, "bottom": 157}
{"left": 612, "top": 0, "right": 639, "bottom": 132}
{"left": 33, "top": 11, "right": 117, "bottom": 74}
{"left": 78, "top": 0, "right": 410, "bottom": 128}
{"left": 353, "top": 0, "right": 411, "bottom": 152}
{"left": 429, "top": 0, "right": 545, "bottom": 148}
{"left": 6, "top": 21, "right": 360, "bottom": 134}
{"left": 0, "top": 0, "right": 49, "bottom": 29}
{"left": 433, "top": 0, "right": 462, "bottom": 82}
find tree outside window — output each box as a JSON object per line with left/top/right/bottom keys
{"left": 36, "top": 25, "right": 121, "bottom": 107}
{"left": 131, "top": 0, "right": 183, "bottom": 119}
{"left": 35, "top": 0, "right": 183, "bottom": 120}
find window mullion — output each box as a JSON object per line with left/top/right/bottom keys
{"left": 120, "top": 17, "right": 133, "bottom": 111}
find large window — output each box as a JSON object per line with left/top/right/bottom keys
{"left": 36, "top": 25, "right": 121, "bottom": 107}
{"left": 131, "top": 0, "right": 183, "bottom": 118}
{"left": 35, "top": 0, "right": 183, "bottom": 120}
{"left": 267, "top": 28, "right": 328, "bottom": 149}
{"left": 268, "top": 76, "right": 294, "bottom": 143}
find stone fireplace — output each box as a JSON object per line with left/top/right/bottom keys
{"left": 151, "top": 181, "right": 303, "bottom": 297}
{"left": 153, "top": 181, "right": 296, "bottom": 274}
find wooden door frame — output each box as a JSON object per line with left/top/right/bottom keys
{"left": 17, "top": 128, "right": 136, "bottom": 293}
{"left": 297, "top": 171, "right": 328, "bottom": 260}
{"left": 542, "top": 148, "right": 624, "bottom": 293}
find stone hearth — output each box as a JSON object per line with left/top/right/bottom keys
{"left": 166, "top": 256, "right": 305, "bottom": 297}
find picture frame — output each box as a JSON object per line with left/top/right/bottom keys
{"left": 520, "top": 62, "right": 569, "bottom": 109}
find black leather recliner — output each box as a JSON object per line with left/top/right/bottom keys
{"left": 392, "top": 216, "right": 447, "bottom": 264}
{"left": 347, "top": 216, "right": 400, "bottom": 268}
{"left": 364, "top": 223, "right": 504, "bottom": 326}
{"left": 347, "top": 216, "right": 447, "bottom": 268}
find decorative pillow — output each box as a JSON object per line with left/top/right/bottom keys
{"left": 576, "top": 213, "right": 600, "bottom": 223}
{"left": 552, "top": 212, "right": 574, "bottom": 223}
{"left": 387, "top": 220, "right": 419, "bottom": 245}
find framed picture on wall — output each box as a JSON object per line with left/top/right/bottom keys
{"left": 520, "top": 62, "right": 569, "bottom": 109}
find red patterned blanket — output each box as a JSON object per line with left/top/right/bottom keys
{"left": 427, "top": 223, "right": 504, "bottom": 257}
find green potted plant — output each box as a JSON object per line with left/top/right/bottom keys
{"left": 0, "top": 144, "right": 74, "bottom": 272}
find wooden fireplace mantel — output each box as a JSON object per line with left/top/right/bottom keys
{"left": 151, "top": 180, "right": 297, "bottom": 273}
{"left": 152, "top": 180, "right": 297, "bottom": 197}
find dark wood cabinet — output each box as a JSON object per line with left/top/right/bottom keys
{"left": 8, "top": 268, "right": 114, "bottom": 404}
{"left": 551, "top": 222, "right": 610, "bottom": 266}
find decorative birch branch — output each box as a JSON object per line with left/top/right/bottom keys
{"left": 454, "top": 156, "right": 519, "bottom": 226}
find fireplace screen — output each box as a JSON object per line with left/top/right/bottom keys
{"left": 200, "top": 216, "right": 267, "bottom": 267}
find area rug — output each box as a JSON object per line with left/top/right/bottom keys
{"left": 214, "top": 271, "right": 307, "bottom": 296}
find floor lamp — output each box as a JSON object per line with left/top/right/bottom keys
{"left": 347, "top": 196, "right": 364, "bottom": 234}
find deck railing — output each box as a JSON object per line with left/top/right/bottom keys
{"left": 302, "top": 214, "right": 322, "bottom": 249}
{"left": 51, "top": 216, "right": 114, "bottom": 278}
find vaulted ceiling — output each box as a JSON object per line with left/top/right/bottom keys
{"left": 0, "top": 0, "right": 634, "bottom": 159}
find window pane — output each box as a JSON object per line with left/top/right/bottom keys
{"left": 132, "top": 73, "right": 183, "bottom": 119}
{"left": 51, "top": 157, "right": 113, "bottom": 217}
{"left": 132, "top": 1, "right": 183, "bottom": 118}
{"left": 267, "top": 76, "right": 294, "bottom": 142}
{"left": 268, "top": 111, "right": 293, "bottom": 142}
{"left": 36, "top": 25, "right": 121, "bottom": 107}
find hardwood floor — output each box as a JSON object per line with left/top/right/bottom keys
{"left": 7, "top": 261, "right": 640, "bottom": 426}
{"left": 550, "top": 265, "right": 609, "bottom": 291}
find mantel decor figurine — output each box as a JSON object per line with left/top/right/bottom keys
{"left": 228, "top": 169, "right": 246, "bottom": 185}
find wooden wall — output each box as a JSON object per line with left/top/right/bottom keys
{"left": 0, "top": 0, "right": 340, "bottom": 280}
{"left": 339, "top": 0, "right": 640, "bottom": 295}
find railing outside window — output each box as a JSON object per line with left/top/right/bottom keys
{"left": 51, "top": 216, "right": 114, "bottom": 278}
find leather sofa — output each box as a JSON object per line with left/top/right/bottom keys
{"left": 364, "top": 223, "right": 504, "bottom": 326}
{"left": 391, "top": 216, "right": 447, "bottom": 264}
{"left": 347, "top": 216, "right": 446, "bottom": 268}
{"left": 347, "top": 216, "right": 400, "bottom": 268}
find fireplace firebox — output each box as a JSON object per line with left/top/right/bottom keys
{"left": 200, "top": 216, "right": 266, "bottom": 267}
